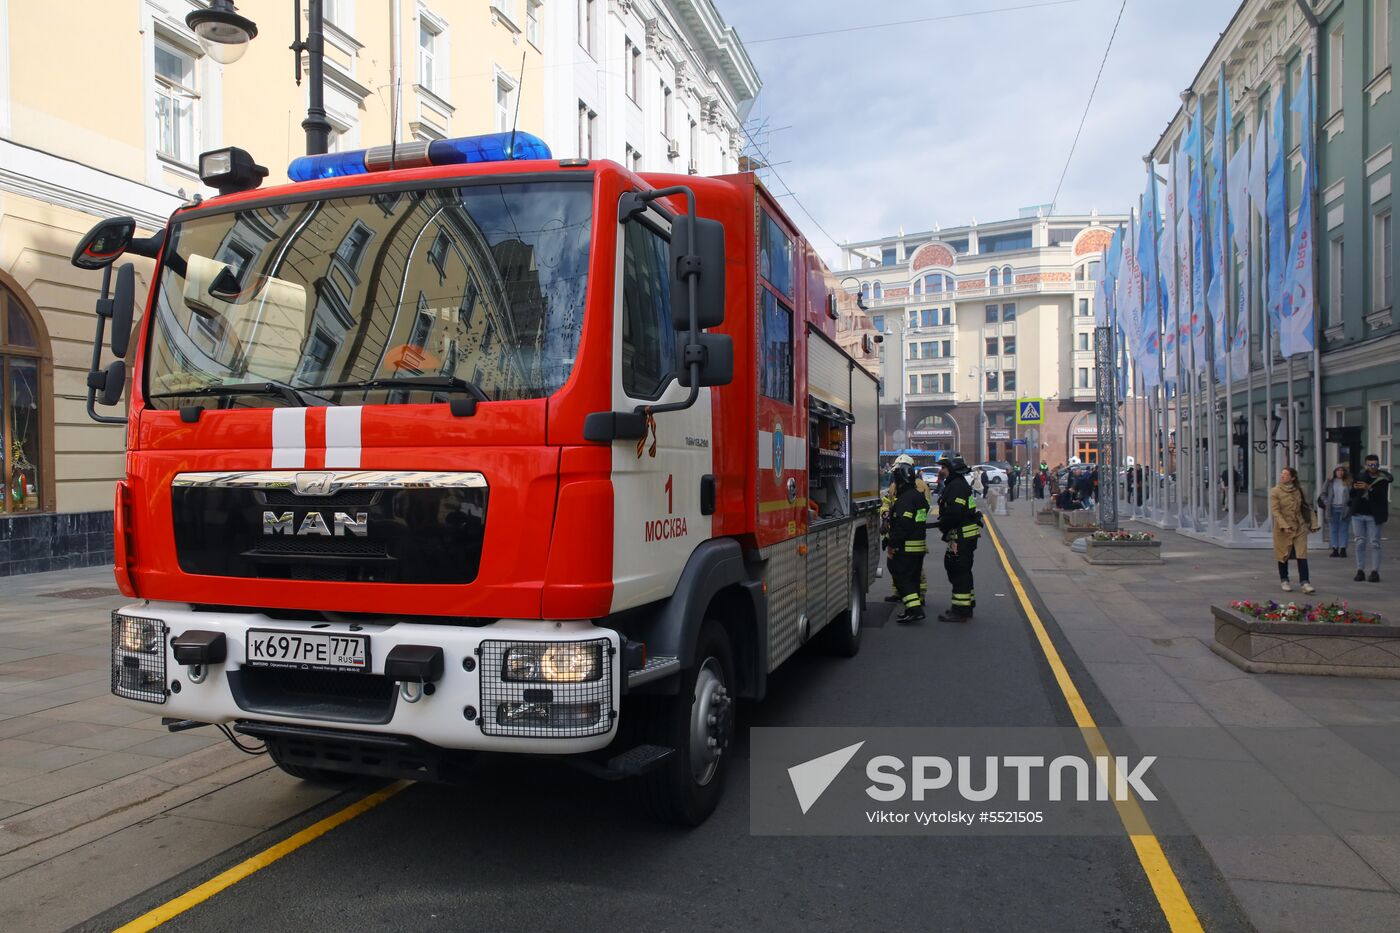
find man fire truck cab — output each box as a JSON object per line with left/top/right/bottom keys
{"left": 75, "top": 131, "right": 881, "bottom": 825}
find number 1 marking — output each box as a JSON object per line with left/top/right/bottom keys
{"left": 665, "top": 474, "right": 673, "bottom": 514}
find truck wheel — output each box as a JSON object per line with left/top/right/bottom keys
{"left": 267, "top": 743, "right": 356, "bottom": 785}
{"left": 819, "top": 564, "right": 864, "bottom": 658}
{"left": 637, "top": 619, "right": 735, "bottom": 826}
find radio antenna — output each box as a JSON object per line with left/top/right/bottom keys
{"left": 508, "top": 50, "right": 525, "bottom": 159}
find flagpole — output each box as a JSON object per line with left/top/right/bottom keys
{"left": 1262, "top": 97, "right": 1276, "bottom": 531}
{"left": 1145, "top": 156, "right": 1169, "bottom": 525}
{"left": 1306, "top": 54, "right": 1325, "bottom": 519}
{"left": 1222, "top": 126, "right": 1238, "bottom": 545}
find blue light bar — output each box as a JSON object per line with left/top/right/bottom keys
{"left": 287, "top": 132, "right": 553, "bottom": 182}
{"left": 287, "top": 150, "right": 368, "bottom": 182}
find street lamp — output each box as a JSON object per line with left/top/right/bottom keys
{"left": 186, "top": 0, "right": 257, "bottom": 64}
{"left": 966, "top": 367, "right": 987, "bottom": 463}
{"left": 187, "top": 1, "right": 334, "bottom": 156}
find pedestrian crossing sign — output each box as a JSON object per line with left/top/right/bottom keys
{"left": 1015, "top": 398, "right": 1044, "bottom": 425}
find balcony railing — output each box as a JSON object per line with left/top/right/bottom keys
{"left": 859, "top": 278, "right": 1097, "bottom": 308}
{"left": 904, "top": 355, "right": 956, "bottom": 370}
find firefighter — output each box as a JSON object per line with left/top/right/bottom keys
{"left": 935, "top": 456, "right": 983, "bottom": 623}
{"left": 886, "top": 462, "right": 929, "bottom": 623}
{"left": 881, "top": 454, "right": 931, "bottom": 603}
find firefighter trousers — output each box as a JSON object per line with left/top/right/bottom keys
{"left": 889, "top": 549, "right": 926, "bottom": 611}
{"left": 943, "top": 538, "right": 978, "bottom": 617}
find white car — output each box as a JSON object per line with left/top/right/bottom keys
{"left": 971, "top": 464, "right": 1008, "bottom": 486}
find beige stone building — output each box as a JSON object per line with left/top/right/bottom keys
{"left": 837, "top": 211, "right": 1129, "bottom": 467}
{"left": 0, "top": 0, "right": 543, "bottom": 575}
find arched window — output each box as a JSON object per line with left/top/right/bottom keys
{"left": 1, "top": 279, "right": 52, "bottom": 514}
{"left": 913, "top": 278, "right": 922, "bottom": 296}
{"left": 988, "top": 268, "right": 999, "bottom": 287}
{"left": 872, "top": 282, "right": 883, "bottom": 300}
{"left": 860, "top": 282, "right": 870, "bottom": 300}
{"left": 1002, "top": 265, "right": 1013, "bottom": 285}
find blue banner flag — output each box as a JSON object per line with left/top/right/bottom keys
{"left": 1187, "top": 109, "right": 1209, "bottom": 371}
{"left": 1206, "top": 67, "right": 1230, "bottom": 381}
{"left": 1280, "top": 55, "right": 1317, "bottom": 359}
{"left": 1137, "top": 166, "right": 1162, "bottom": 388}
{"left": 1266, "top": 86, "right": 1288, "bottom": 337}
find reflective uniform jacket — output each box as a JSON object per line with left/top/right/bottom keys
{"left": 888, "top": 485, "right": 929, "bottom": 554}
{"left": 937, "top": 473, "right": 983, "bottom": 542}
{"left": 881, "top": 477, "right": 931, "bottom": 516}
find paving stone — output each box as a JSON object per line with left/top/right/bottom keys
{"left": 1227, "top": 879, "right": 1400, "bottom": 933}
{"left": 167, "top": 769, "right": 342, "bottom": 829}
{"left": 0, "top": 752, "right": 167, "bottom": 808}
{"left": 12, "top": 721, "right": 154, "bottom": 752}
{"left": 122, "top": 731, "right": 223, "bottom": 760}
{"left": 1197, "top": 834, "right": 1391, "bottom": 890}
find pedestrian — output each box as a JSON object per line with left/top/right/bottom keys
{"left": 978, "top": 469, "right": 991, "bottom": 498}
{"left": 1009, "top": 464, "right": 1021, "bottom": 501}
{"left": 1135, "top": 464, "right": 1144, "bottom": 506}
{"left": 934, "top": 456, "right": 982, "bottom": 622}
{"left": 886, "top": 462, "right": 929, "bottom": 623}
{"left": 1125, "top": 464, "right": 1135, "bottom": 502}
{"left": 881, "top": 454, "right": 932, "bottom": 604}
{"left": 1033, "top": 468, "right": 1045, "bottom": 500}
{"left": 1349, "top": 454, "right": 1393, "bottom": 583}
{"left": 1319, "top": 464, "right": 1351, "bottom": 557}
{"left": 1269, "top": 466, "right": 1316, "bottom": 594}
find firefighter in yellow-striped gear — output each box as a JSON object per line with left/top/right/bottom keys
{"left": 935, "top": 456, "right": 982, "bottom": 623}
{"left": 886, "top": 462, "right": 929, "bottom": 623}
{"left": 881, "top": 454, "right": 931, "bottom": 605}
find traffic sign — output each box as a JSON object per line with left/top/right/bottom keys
{"left": 1015, "top": 398, "right": 1044, "bottom": 425}
{"left": 1011, "top": 438, "right": 1028, "bottom": 446}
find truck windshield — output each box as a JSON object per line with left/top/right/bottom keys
{"left": 144, "top": 179, "right": 592, "bottom": 407}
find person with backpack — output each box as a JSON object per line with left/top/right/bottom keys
{"left": 1350, "top": 454, "right": 1393, "bottom": 583}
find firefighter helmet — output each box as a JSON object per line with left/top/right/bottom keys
{"left": 893, "top": 453, "right": 916, "bottom": 468}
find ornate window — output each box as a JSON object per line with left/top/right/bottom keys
{"left": 1, "top": 278, "right": 52, "bottom": 514}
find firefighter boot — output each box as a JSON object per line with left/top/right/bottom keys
{"left": 895, "top": 590, "right": 925, "bottom": 624}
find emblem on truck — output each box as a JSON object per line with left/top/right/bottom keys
{"left": 262, "top": 511, "right": 369, "bottom": 536}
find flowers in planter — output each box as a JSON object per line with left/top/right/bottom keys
{"left": 1091, "top": 530, "right": 1155, "bottom": 541}
{"left": 1229, "top": 599, "right": 1382, "bottom": 625}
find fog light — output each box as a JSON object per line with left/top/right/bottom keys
{"left": 502, "top": 643, "right": 601, "bottom": 683}
{"left": 496, "top": 701, "right": 602, "bottom": 728}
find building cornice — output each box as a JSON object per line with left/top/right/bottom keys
{"left": 0, "top": 138, "right": 182, "bottom": 232}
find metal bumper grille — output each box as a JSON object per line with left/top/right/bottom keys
{"left": 478, "top": 638, "right": 614, "bottom": 738}
{"left": 111, "top": 613, "right": 168, "bottom": 704}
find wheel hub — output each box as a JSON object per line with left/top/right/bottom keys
{"left": 690, "top": 660, "right": 732, "bottom": 785}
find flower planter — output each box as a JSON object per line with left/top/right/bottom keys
{"left": 1083, "top": 538, "right": 1163, "bottom": 564}
{"left": 1035, "top": 508, "right": 1058, "bottom": 526}
{"left": 1056, "top": 509, "right": 1097, "bottom": 543}
{"left": 1210, "top": 604, "right": 1400, "bottom": 679}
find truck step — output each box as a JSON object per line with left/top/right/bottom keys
{"left": 627, "top": 655, "right": 680, "bottom": 687}
{"left": 606, "top": 744, "right": 674, "bottom": 777}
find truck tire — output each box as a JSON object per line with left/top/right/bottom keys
{"left": 636, "top": 619, "right": 735, "bottom": 826}
{"left": 818, "top": 563, "right": 863, "bottom": 658}
{"left": 267, "top": 743, "right": 356, "bottom": 785}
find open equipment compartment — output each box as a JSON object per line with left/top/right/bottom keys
{"left": 806, "top": 323, "right": 878, "bottom": 527}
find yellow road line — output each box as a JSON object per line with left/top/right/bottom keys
{"left": 113, "top": 780, "right": 410, "bottom": 932}
{"left": 982, "top": 518, "right": 1204, "bottom": 933}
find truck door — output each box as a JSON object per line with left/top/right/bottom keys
{"left": 608, "top": 206, "right": 714, "bottom": 612}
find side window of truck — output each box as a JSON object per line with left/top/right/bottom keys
{"left": 759, "top": 208, "right": 795, "bottom": 403}
{"left": 621, "top": 218, "right": 677, "bottom": 399}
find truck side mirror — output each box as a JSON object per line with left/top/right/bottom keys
{"left": 670, "top": 216, "right": 725, "bottom": 331}
{"left": 677, "top": 333, "right": 733, "bottom": 388}
{"left": 109, "top": 263, "right": 136, "bottom": 359}
{"left": 71, "top": 216, "right": 137, "bottom": 270}
{"left": 96, "top": 360, "right": 127, "bottom": 406}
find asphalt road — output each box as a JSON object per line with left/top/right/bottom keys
{"left": 88, "top": 535, "right": 1251, "bottom": 933}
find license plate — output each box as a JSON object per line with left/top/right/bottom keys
{"left": 246, "top": 629, "right": 370, "bottom": 672}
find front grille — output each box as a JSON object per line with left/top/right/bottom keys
{"left": 248, "top": 537, "right": 389, "bottom": 557}
{"left": 172, "top": 481, "right": 487, "bottom": 584}
{"left": 110, "top": 614, "right": 168, "bottom": 704}
{"left": 229, "top": 667, "right": 398, "bottom": 724}
{"left": 478, "top": 639, "right": 614, "bottom": 738}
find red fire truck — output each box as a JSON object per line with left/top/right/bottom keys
{"left": 75, "top": 132, "right": 880, "bottom": 824}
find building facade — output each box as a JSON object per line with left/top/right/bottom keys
{"left": 539, "top": 0, "right": 759, "bottom": 175}
{"left": 1148, "top": 0, "right": 1395, "bottom": 518}
{"left": 836, "top": 212, "right": 1128, "bottom": 467}
{"left": 0, "top": 0, "right": 760, "bottom": 576}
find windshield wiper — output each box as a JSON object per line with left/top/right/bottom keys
{"left": 147, "top": 381, "right": 313, "bottom": 407}
{"left": 309, "top": 376, "right": 491, "bottom": 402}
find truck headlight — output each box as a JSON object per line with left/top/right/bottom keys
{"left": 117, "top": 615, "right": 163, "bottom": 653}
{"left": 502, "top": 643, "right": 602, "bottom": 683}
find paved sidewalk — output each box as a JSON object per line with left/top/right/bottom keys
{"left": 993, "top": 501, "right": 1400, "bottom": 933}
{"left": 0, "top": 566, "right": 345, "bottom": 932}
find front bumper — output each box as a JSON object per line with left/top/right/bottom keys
{"left": 110, "top": 601, "right": 620, "bottom": 754}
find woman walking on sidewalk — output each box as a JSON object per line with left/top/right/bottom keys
{"left": 1270, "top": 466, "right": 1316, "bottom": 594}
{"left": 1320, "top": 465, "right": 1351, "bottom": 557}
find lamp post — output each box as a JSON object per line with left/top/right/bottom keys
{"left": 967, "top": 366, "right": 987, "bottom": 463}
{"left": 186, "top": 1, "right": 333, "bottom": 156}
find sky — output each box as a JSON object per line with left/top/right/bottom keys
{"left": 717, "top": 0, "right": 1239, "bottom": 265}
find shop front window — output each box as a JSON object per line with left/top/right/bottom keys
{"left": 1, "top": 284, "right": 48, "bottom": 513}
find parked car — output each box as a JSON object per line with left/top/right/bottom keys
{"left": 971, "top": 464, "right": 1008, "bottom": 486}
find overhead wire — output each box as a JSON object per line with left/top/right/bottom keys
{"left": 1049, "top": 0, "right": 1130, "bottom": 216}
